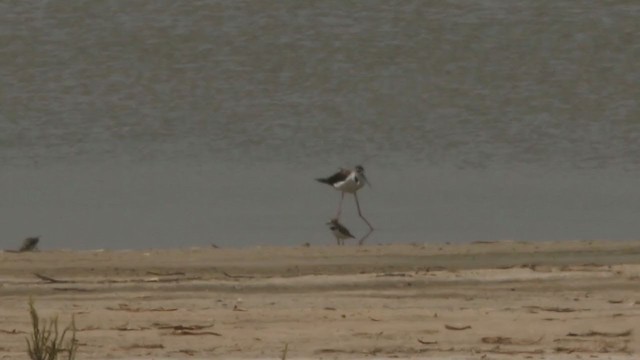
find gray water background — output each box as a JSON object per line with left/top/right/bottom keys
{"left": 1, "top": 1, "right": 639, "bottom": 249}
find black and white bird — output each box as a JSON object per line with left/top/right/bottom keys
{"left": 326, "top": 218, "right": 355, "bottom": 245}
{"left": 316, "top": 165, "right": 373, "bottom": 233}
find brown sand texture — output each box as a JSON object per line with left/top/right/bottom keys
{"left": 1, "top": 240, "right": 640, "bottom": 359}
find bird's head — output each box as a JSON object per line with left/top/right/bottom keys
{"left": 354, "top": 165, "right": 371, "bottom": 187}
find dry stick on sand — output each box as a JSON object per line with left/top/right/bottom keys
{"left": 445, "top": 324, "right": 471, "bottom": 331}
{"left": 122, "top": 344, "right": 164, "bottom": 350}
{"left": 94, "top": 276, "right": 201, "bottom": 284}
{"left": 525, "top": 306, "right": 590, "bottom": 313}
{"left": 154, "top": 324, "right": 215, "bottom": 331}
{"left": 114, "top": 324, "right": 150, "bottom": 331}
{"left": 146, "top": 271, "right": 185, "bottom": 276}
{"left": 52, "top": 287, "right": 92, "bottom": 292}
{"left": 417, "top": 339, "right": 438, "bottom": 345}
{"left": 5, "top": 237, "right": 40, "bottom": 253}
{"left": 485, "top": 348, "right": 545, "bottom": 355}
{"left": 33, "top": 273, "right": 74, "bottom": 284}
{"left": 554, "top": 343, "right": 629, "bottom": 354}
{"left": 221, "top": 270, "right": 254, "bottom": 279}
{"left": 106, "top": 304, "right": 177, "bottom": 312}
{"left": 171, "top": 330, "right": 222, "bottom": 336}
{"left": 567, "top": 329, "right": 632, "bottom": 337}
{"left": 482, "top": 336, "right": 544, "bottom": 345}
{"left": 19, "top": 237, "right": 40, "bottom": 252}
{"left": 376, "top": 272, "right": 412, "bottom": 277}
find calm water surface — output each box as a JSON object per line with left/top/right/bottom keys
{"left": 1, "top": 1, "right": 639, "bottom": 249}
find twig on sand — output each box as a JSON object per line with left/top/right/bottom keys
{"left": 567, "top": 330, "right": 632, "bottom": 337}
{"left": 122, "top": 343, "right": 164, "bottom": 350}
{"left": 154, "top": 324, "right": 214, "bottom": 331}
{"left": 146, "top": 271, "right": 185, "bottom": 276}
{"left": 96, "top": 276, "right": 200, "bottom": 284}
{"left": 482, "top": 336, "right": 544, "bottom": 345}
{"left": 33, "top": 273, "right": 74, "bottom": 284}
{"left": 20, "top": 237, "right": 40, "bottom": 252}
{"left": 221, "top": 270, "right": 254, "bottom": 279}
{"left": 376, "top": 273, "right": 412, "bottom": 277}
{"left": 485, "top": 348, "right": 545, "bottom": 355}
{"left": 5, "top": 237, "right": 41, "bottom": 252}
{"left": 554, "top": 344, "right": 627, "bottom": 354}
{"left": 106, "top": 303, "right": 177, "bottom": 312}
{"left": 52, "top": 287, "right": 92, "bottom": 292}
{"left": 525, "top": 306, "right": 590, "bottom": 313}
{"left": 445, "top": 324, "right": 471, "bottom": 331}
{"left": 171, "top": 330, "right": 222, "bottom": 336}
{"left": 281, "top": 343, "right": 289, "bottom": 360}
{"left": 315, "top": 348, "right": 351, "bottom": 354}
{"left": 417, "top": 339, "right": 438, "bottom": 345}
{"left": 113, "top": 324, "right": 150, "bottom": 331}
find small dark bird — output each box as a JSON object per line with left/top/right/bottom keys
{"left": 326, "top": 219, "right": 355, "bottom": 245}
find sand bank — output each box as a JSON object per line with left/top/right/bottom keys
{"left": 1, "top": 240, "right": 639, "bottom": 359}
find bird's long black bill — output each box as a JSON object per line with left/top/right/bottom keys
{"left": 362, "top": 174, "right": 372, "bottom": 188}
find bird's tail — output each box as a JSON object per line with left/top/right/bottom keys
{"left": 315, "top": 177, "right": 331, "bottom": 185}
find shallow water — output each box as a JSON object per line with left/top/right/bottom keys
{"left": 1, "top": 1, "right": 639, "bottom": 249}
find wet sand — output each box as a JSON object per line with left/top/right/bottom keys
{"left": 1, "top": 240, "right": 640, "bottom": 359}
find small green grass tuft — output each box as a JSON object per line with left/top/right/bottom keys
{"left": 26, "top": 299, "right": 78, "bottom": 360}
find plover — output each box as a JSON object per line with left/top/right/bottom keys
{"left": 326, "top": 219, "right": 355, "bottom": 245}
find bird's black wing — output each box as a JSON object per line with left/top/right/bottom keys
{"left": 316, "top": 168, "right": 350, "bottom": 185}
{"left": 335, "top": 222, "right": 355, "bottom": 238}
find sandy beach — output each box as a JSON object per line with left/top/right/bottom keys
{"left": 1, "top": 240, "right": 640, "bottom": 359}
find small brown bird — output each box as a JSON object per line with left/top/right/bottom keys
{"left": 326, "top": 219, "right": 355, "bottom": 245}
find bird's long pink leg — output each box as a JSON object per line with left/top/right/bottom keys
{"left": 354, "top": 193, "right": 374, "bottom": 245}
{"left": 336, "top": 192, "right": 345, "bottom": 219}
